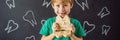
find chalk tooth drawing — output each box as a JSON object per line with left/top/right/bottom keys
{"left": 102, "top": 25, "right": 111, "bottom": 36}
{"left": 6, "top": 0, "right": 15, "bottom": 9}
{"left": 23, "top": 10, "right": 37, "bottom": 27}
{"left": 4, "top": 20, "right": 19, "bottom": 34}
{"left": 41, "top": 19, "right": 46, "bottom": 25}
{"left": 83, "top": 21, "right": 95, "bottom": 34}
{"left": 97, "top": 7, "right": 110, "bottom": 18}
{"left": 42, "top": 0, "right": 51, "bottom": 8}
{"left": 25, "top": 35, "right": 35, "bottom": 40}
{"left": 75, "top": 0, "right": 89, "bottom": 11}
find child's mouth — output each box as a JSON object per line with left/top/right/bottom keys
{"left": 60, "top": 13, "right": 66, "bottom": 15}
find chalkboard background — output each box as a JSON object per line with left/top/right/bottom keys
{"left": 0, "top": 0, "right": 119, "bottom": 40}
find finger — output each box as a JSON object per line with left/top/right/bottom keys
{"left": 70, "top": 24, "right": 75, "bottom": 33}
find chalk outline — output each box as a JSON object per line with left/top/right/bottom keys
{"left": 42, "top": 0, "right": 51, "bottom": 8}
{"left": 41, "top": 19, "right": 46, "bottom": 25}
{"left": 42, "top": 0, "right": 89, "bottom": 10}
{"left": 75, "top": 0, "right": 89, "bottom": 11}
{"left": 97, "top": 7, "right": 110, "bottom": 18}
{"left": 101, "top": 25, "right": 111, "bottom": 36}
{"left": 6, "top": 0, "right": 15, "bottom": 9}
{"left": 23, "top": 10, "right": 37, "bottom": 27}
{"left": 25, "top": 35, "right": 35, "bottom": 40}
{"left": 4, "top": 20, "right": 19, "bottom": 34}
{"left": 83, "top": 21, "right": 95, "bottom": 34}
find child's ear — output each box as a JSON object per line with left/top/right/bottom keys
{"left": 70, "top": 4, "right": 73, "bottom": 9}
{"left": 51, "top": 4, "right": 54, "bottom": 9}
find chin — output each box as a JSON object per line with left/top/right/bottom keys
{"left": 59, "top": 15, "right": 65, "bottom": 18}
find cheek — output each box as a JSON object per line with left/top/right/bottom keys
{"left": 65, "top": 8, "right": 71, "bottom": 13}
{"left": 54, "top": 8, "right": 59, "bottom": 14}
{"left": 55, "top": 9, "right": 58, "bottom": 12}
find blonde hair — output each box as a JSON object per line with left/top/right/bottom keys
{"left": 51, "top": 0, "right": 74, "bottom": 5}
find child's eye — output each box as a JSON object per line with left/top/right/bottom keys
{"left": 64, "top": 4, "right": 68, "bottom": 6}
{"left": 56, "top": 5, "right": 59, "bottom": 7}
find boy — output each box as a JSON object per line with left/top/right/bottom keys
{"left": 39, "top": 0, "right": 86, "bottom": 40}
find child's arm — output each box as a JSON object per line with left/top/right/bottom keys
{"left": 41, "top": 33, "right": 55, "bottom": 40}
{"left": 67, "top": 24, "right": 84, "bottom": 40}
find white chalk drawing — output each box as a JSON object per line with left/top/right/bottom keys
{"left": 75, "top": 0, "right": 89, "bottom": 11}
{"left": 42, "top": 0, "right": 89, "bottom": 10}
{"left": 25, "top": 35, "right": 35, "bottom": 40}
{"left": 4, "top": 20, "right": 19, "bottom": 34}
{"left": 42, "top": 0, "right": 51, "bottom": 8}
{"left": 83, "top": 21, "right": 95, "bottom": 34}
{"left": 102, "top": 25, "right": 111, "bottom": 36}
{"left": 97, "top": 7, "right": 110, "bottom": 18}
{"left": 23, "top": 10, "right": 37, "bottom": 27}
{"left": 41, "top": 19, "right": 46, "bottom": 25}
{"left": 6, "top": 0, "right": 15, "bottom": 9}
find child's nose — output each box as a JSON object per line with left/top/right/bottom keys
{"left": 59, "top": 6, "right": 65, "bottom": 12}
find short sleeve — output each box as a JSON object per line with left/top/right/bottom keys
{"left": 39, "top": 20, "right": 49, "bottom": 36}
{"left": 74, "top": 20, "right": 86, "bottom": 37}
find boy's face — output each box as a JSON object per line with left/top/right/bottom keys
{"left": 52, "top": 1, "right": 73, "bottom": 18}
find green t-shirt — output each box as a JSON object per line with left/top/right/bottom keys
{"left": 39, "top": 17, "right": 86, "bottom": 40}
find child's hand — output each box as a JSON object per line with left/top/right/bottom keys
{"left": 66, "top": 24, "right": 75, "bottom": 33}
{"left": 52, "top": 22, "right": 63, "bottom": 38}
{"left": 52, "top": 22, "right": 60, "bottom": 33}
{"left": 61, "top": 24, "right": 75, "bottom": 37}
